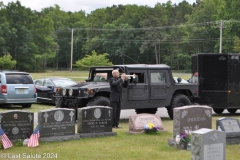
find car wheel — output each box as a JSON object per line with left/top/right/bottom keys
{"left": 227, "top": 109, "right": 238, "bottom": 113}
{"left": 213, "top": 109, "right": 225, "bottom": 114}
{"left": 167, "top": 94, "right": 191, "bottom": 120}
{"left": 86, "top": 96, "right": 110, "bottom": 106}
{"left": 135, "top": 108, "right": 157, "bottom": 114}
{"left": 22, "top": 104, "right": 32, "bottom": 108}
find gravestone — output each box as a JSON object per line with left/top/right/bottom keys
{"left": 168, "top": 105, "right": 212, "bottom": 149}
{"left": 78, "top": 106, "right": 113, "bottom": 133}
{"left": 173, "top": 105, "right": 212, "bottom": 138}
{"left": 0, "top": 110, "right": 34, "bottom": 140}
{"left": 191, "top": 128, "right": 226, "bottom": 160}
{"left": 216, "top": 117, "right": 240, "bottom": 144}
{"left": 38, "top": 108, "right": 75, "bottom": 138}
{"left": 128, "top": 114, "right": 165, "bottom": 133}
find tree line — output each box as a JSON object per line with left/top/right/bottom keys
{"left": 0, "top": 0, "right": 240, "bottom": 71}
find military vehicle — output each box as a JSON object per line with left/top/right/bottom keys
{"left": 54, "top": 64, "right": 199, "bottom": 119}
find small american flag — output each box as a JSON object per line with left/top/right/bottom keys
{"left": 0, "top": 126, "right": 13, "bottom": 150}
{"left": 28, "top": 125, "right": 40, "bottom": 147}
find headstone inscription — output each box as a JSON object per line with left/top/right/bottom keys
{"left": 78, "top": 106, "right": 112, "bottom": 133}
{"left": 128, "top": 114, "right": 164, "bottom": 133}
{"left": 173, "top": 105, "right": 212, "bottom": 138}
{"left": 0, "top": 110, "right": 34, "bottom": 140}
{"left": 191, "top": 128, "right": 226, "bottom": 160}
{"left": 216, "top": 117, "right": 240, "bottom": 144}
{"left": 38, "top": 108, "right": 75, "bottom": 137}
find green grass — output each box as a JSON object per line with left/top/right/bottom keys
{"left": 1, "top": 71, "right": 239, "bottom": 159}
{"left": 1, "top": 117, "right": 240, "bottom": 160}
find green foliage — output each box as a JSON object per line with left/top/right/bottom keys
{"left": 74, "top": 51, "right": 113, "bottom": 70}
{"left": 233, "top": 36, "right": 240, "bottom": 53}
{"left": 1, "top": 0, "right": 240, "bottom": 70}
{"left": 0, "top": 54, "right": 16, "bottom": 69}
{"left": 14, "top": 139, "right": 23, "bottom": 147}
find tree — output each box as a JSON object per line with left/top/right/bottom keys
{"left": 74, "top": 50, "right": 113, "bottom": 70}
{"left": 233, "top": 36, "right": 240, "bottom": 53}
{"left": 0, "top": 54, "right": 16, "bottom": 69}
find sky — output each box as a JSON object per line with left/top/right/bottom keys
{"left": 1, "top": 0, "right": 196, "bottom": 14}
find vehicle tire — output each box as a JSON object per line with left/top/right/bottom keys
{"left": 227, "top": 109, "right": 237, "bottom": 114}
{"left": 55, "top": 97, "right": 67, "bottom": 108}
{"left": 135, "top": 108, "right": 157, "bottom": 114}
{"left": 87, "top": 96, "right": 110, "bottom": 106}
{"left": 22, "top": 104, "right": 32, "bottom": 108}
{"left": 213, "top": 109, "right": 225, "bottom": 114}
{"left": 167, "top": 94, "right": 191, "bottom": 120}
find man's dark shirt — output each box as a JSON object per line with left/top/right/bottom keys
{"left": 109, "top": 77, "right": 128, "bottom": 102}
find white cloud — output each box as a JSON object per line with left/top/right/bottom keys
{"left": 1, "top": 0, "right": 196, "bottom": 13}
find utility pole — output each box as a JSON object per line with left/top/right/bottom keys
{"left": 70, "top": 28, "right": 74, "bottom": 72}
{"left": 219, "top": 20, "right": 225, "bottom": 53}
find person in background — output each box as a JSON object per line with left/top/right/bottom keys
{"left": 109, "top": 69, "right": 128, "bottom": 128}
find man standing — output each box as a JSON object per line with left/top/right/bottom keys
{"left": 109, "top": 69, "right": 128, "bottom": 128}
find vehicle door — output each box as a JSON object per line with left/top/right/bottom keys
{"left": 35, "top": 79, "right": 45, "bottom": 101}
{"left": 149, "top": 70, "right": 170, "bottom": 102}
{"left": 41, "top": 79, "right": 54, "bottom": 102}
{"left": 126, "top": 70, "right": 148, "bottom": 101}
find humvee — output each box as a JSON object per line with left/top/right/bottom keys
{"left": 54, "top": 64, "right": 199, "bottom": 119}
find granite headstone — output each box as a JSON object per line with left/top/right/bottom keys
{"left": 173, "top": 105, "right": 212, "bottom": 138}
{"left": 78, "top": 106, "right": 112, "bottom": 133}
{"left": 216, "top": 117, "right": 240, "bottom": 144}
{"left": 129, "top": 114, "right": 164, "bottom": 133}
{"left": 0, "top": 110, "right": 34, "bottom": 140}
{"left": 191, "top": 128, "right": 226, "bottom": 160}
{"left": 38, "top": 108, "right": 75, "bottom": 138}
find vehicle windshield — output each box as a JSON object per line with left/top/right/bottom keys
{"left": 52, "top": 79, "right": 77, "bottom": 87}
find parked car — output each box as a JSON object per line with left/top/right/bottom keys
{"left": 34, "top": 77, "right": 77, "bottom": 104}
{"left": 0, "top": 71, "right": 37, "bottom": 108}
{"left": 173, "top": 77, "right": 189, "bottom": 84}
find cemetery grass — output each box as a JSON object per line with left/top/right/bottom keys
{"left": 1, "top": 117, "right": 240, "bottom": 160}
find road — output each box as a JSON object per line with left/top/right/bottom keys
{"left": 34, "top": 107, "right": 240, "bottom": 124}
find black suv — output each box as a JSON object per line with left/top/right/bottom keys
{"left": 54, "top": 64, "right": 199, "bottom": 119}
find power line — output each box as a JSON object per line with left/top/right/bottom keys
{"left": 53, "top": 20, "right": 240, "bottom": 33}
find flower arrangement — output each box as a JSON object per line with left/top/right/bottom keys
{"left": 144, "top": 123, "right": 160, "bottom": 134}
{"left": 175, "top": 130, "right": 192, "bottom": 150}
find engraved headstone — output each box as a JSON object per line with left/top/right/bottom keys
{"left": 38, "top": 108, "right": 75, "bottom": 137}
{"left": 191, "top": 128, "right": 226, "bottom": 160}
{"left": 216, "top": 117, "right": 240, "bottom": 144}
{"left": 0, "top": 110, "right": 34, "bottom": 140}
{"left": 216, "top": 117, "right": 240, "bottom": 134}
{"left": 78, "top": 106, "right": 112, "bottom": 133}
{"left": 173, "top": 105, "right": 212, "bottom": 138}
{"left": 129, "top": 114, "right": 164, "bottom": 133}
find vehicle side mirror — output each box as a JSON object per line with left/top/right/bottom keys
{"left": 85, "top": 78, "right": 91, "bottom": 82}
{"left": 132, "top": 75, "right": 138, "bottom": 83}
{"left": 177, "top": 77, "right": 182, "bottom": 83}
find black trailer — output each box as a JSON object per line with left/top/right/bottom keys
{"left": 192, "top": 53, "right": 240, "bottom": 114}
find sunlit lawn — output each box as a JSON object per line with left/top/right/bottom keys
{"left": 2, "top": 71, "right": 239, "bottom": 160}
{"left": 0, "top": 116, "right": 240, "bottom": 160}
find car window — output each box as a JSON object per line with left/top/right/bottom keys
{"left": 6, "top": 74, "right": 33, "bottom": 84}
{"left": 52, "top": 79, "right": 77, "bottom": 87}
{"left": 35, "top": 80, "right": 43, "bottom": 86}
{"left": 43, "top": 80, "right": 53, "bottom": 86}
{"left": 151, "top": 72, "right": 166, "bottom": 83}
